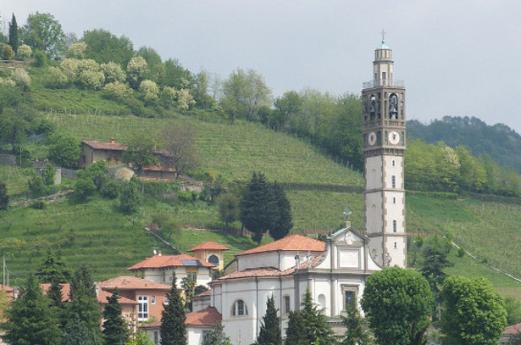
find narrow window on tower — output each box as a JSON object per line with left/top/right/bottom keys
{"left": 392, "top": 175, "right": 396, "bottom": 188}
{"left": 394, "top": 242, "right": 397, "bottom": 249}
{"left": 392, "top": 160, "right": 395, "bottom": 167}
{"left": 393, "top": 197, "right": 396, "bottom": 204}
{"left": 393, "top": 220, "right": 397, "bottom": 233}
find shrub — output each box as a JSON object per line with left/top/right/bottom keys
{"left": 77, "top": 70, "right": 105, "bottom": 90}
{"left": 60, "top": 58, "right": 80, "bottom": 82}
{"left": 119, "top": 180, "right": 142, "bottom": 214}
{"left": 177, "top": 88, "right": 196, "bottom": 111}
{"left": 103, "top": 82, "right": 133, "bottom": 101}
{"left": 44, "top": 67, "right": 68, "bottom": 89}
{"left": 457, "top": 247, "right": 465, "bottom": 258}
{"left": 16, "top": 44, "right": 32, "bottom": 60}
{"left": 48, "top": 133, "right": 81, "bottom": 168}
{"left": 32, "top": 49, "right": 47, "bottom": 67}
{"left": 76, "top": 58, "right": 101, "bottom": 73}
{"left": 28, "top": 176, "right": 49, "bottom": 197}
{"left": 1, "top": 44, "right": 14, "bottom": 60}
{"left": 30, "top": 200, "right": 46, "bottom": 209}
{"left": 74, "top": 177, "right": 96, "bottom": 202}
{"left": 100, "top": 180, "right": 120, "bottom": 199}
{"left": 101, "top": 62, "right": 126, "bottom": 83}
{"left": 0, "top": 78, "right": 16, "bottom": 87}
{"left": 139, "top": 80, "right": 159, "bottom": 104}
{"left": 127, "top": 56, "right": 148, "bottom": 89}
{"left": 177, "top": 190, "right": 198, "bottom": 203}
{"left": 161, "top": 86, "right": 177, "bottom": 108}
{"left": 11, "top": 68, "right": 31, "bottom": 90}
{"left": 66, "top": 41, "right": 87, "bottom": 59}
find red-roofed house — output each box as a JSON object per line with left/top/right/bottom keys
{"left": 80, "top": 139, "right": 128, "bottom": 167}
{"left": 189, "top": 242, "right": 229, "bottom": 271}
{"left": 129, "top": 254, "right": 214, "bottom": 288}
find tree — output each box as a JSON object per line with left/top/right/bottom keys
{"left": 256, "top": 296, "right": 282, "bottom": 345}
{"left": 505, "top": 296, "right": 521, "bottom": 325}
{"left": 103, "top": 290, "right": 129, "bottom": 345}
{"left": 192, "top": 71, "right": 214, "bottom": 109}
{"left": 341, "top": 300, "right": 370, "bottom": 345}
{"left": 74, "top": 176, "right": 97, "bottom": 202}
{"left": 161, "top": 123, "right": 198, "bottom": 177}
{"left": 160, "top": 273, "right": 187, "bottom": 345}
{"left": 119, "top": 179, "right": 143, "bottom": 214}
{"left": 181, "top": 275, "right": 196, "bottom": 312}
{"left": 202, "top": 323, "right": 231, "bottom": 345}
{"left": 285, "top": 310, "right": 307, "bottom": 345}
{"left": 240, "top": 172, "right": 276, "bottom": 243}
{"left": 123, "top": 135, "right": 158, "bottom": 174}
{"left": 47, "top": 278, "right": 64, "bottom": 310}
{"left": 62, "top": 313, "right": 99, "bottom": 345}
{"left": 361, "top": 267, "right": 434, "bottom": 345}
{"left": 126, "top": 332, "right": 155, "bottom": 345}
{"left": 217, "top": 193, "right": 240, "bottom": 229}
{"left": 21, "top": 12, "right": 66, "bottom": 58}
{"left": 418, "top": 236, "right": 452, "bottom": 319}
{"left": 64, "top": 266, "right": 103, "bottom": 345}
{"left": 8, "top": 14, "right": 18, "bottom": 52}
{"left": 36, "top": 250, "right": 69, "bottom": 283}
{"left": 269, "top": 182, "right": 293, "bottom": 240}
{"left": 127, "top": 56, "right": 148, "bottom": 89}
{"left": 48, "top": 132, "right": 81, "bottom": 168}
{"left": 137, "top": 46, "right": 164, "bottom": 83}
{"left": 221, "top": 68, "right": 271, "bottom": 122}
{"left": 301, "top": 290, "right": 335, "bottom": 345}
{"left": 83, "top": 29, "right": 134, "bottom": 66}
{"left": 0, "top": 182, "right": 8, "bottom": 210}
{"left": 3, "top": 275, "right": 62, "bottom": 345}
{"left": 162, "top": 59, "right": 193, "bottom": 89}
{"left": 271, "top": 91, "right": 303, "bottom": 130}
{"left": 440, "top": 276, "right": 507, "bottom": 345}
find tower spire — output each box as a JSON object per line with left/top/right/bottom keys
{"left": 381, "top": 29, "right": 386, "bottom": 44}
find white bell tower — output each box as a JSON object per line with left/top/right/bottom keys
{"left": 361, "top": 34, "right": 407, "bottom": 268}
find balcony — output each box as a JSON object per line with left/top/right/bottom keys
{"left": 362, "top": 80, "right": 404, "bottom": 89}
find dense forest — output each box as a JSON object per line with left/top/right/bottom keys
{"left": 408, "top": 117, "right": 521, "bottom": 174}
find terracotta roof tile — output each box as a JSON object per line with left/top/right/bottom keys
{"left": 100, "top": 276, "right": 171, "bottom": 290}
{"left": 193, "top": 289, "right": 212, "bottom": 299}
{"left": 128, "top": 254, "right": 214, "bottom": 270}
{"left": 82, "top": 140, "right": 127, "bottom": 151}
{"left": 97, "top": 290, "right": 137, "bottom": 305}
{"left": 190, "top": 242, "right": 230, "bottom": 252}
{"left": 186, "top": 307, "right": 221, "bottom": 327}
{"left": 237, "top": 235, "right": 325, "bottom": 256}
{"left": 504, "top": 323, "right": 521, "bottom": 335}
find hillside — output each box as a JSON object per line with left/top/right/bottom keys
{"left": 2, "top": 111, "right": 521, "bottom": 298}
{"left": 408, "top": 116, "right": 521, "bottom": 173}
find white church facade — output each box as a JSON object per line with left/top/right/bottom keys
{"left": 179, "top": 38, "right": 409, "bottom": 345}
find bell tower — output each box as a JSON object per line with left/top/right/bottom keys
{"left": 362, "top": 35, "right": 407, "bottom": 268}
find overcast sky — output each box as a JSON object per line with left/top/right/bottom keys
{"left": 2, "top": 0, "right": 521, "bottom": 132}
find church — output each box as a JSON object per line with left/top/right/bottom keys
{"left": 183, "top": 38, "right": 408, "bottom": 345}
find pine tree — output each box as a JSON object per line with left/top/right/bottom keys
{"left": 285, "top": 311, "right": 307, "bottom": 345}
{"left": 268, "top": 182, "right": 293, "bottom": 240}
{"left": 3, "top": 275, "right": 62, "bottom": 345}
{"left": 47, "top": 278, "right": 64, "bottom": 309}
{"left": 341, "top": 300, "right": 369, "bottom": 345}
{"left": 62, "top": 313, "right": 99, "bottom": 345}
{"left": 64, "top": 266, "right": 103, "bottom": 345}
{"left": 103, "top": 290, "right": 129, "bottom": 345}
{"left": 301, "top": 290, "right": 335, "bottom": 345}
{"left": 36, "top": 250, "right": 70, "bottom": 283}
{"left": 8, "top": 14, "right": 18, "bottom": 53}
{"left": 240, "top": 172, "right": 276, "bottom": 243}
{"left": 256, "top": 296, "right": 282, "bottom": 345}
{"left": 160, "top": 273, "right": 187, "bottom": 345}
{"left": 202, "top": 323, "right": 232, "bottom": 345}
{"left": 0, "top": 182, "right": 8, "bottom": 210}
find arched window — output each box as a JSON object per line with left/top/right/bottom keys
{"left": 231, "top": 300, "right": 248, "bottom": 316}
{"left": 389, "top": 93, "right": 398, "bottom": 119}
{"left": 318, "top": 294, "right": 326, "bottom": 312}
{"left": 208, "top": 255, "right": 219, "bottom": 266}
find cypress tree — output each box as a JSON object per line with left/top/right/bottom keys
{"left": 240, "top": 172, "right": 276, "bottom": 243}
{"left": 202, "top": 323, "right": 231, "bottom": 345}
{"left": 3, "top": 275, "right": 62, "bottom": 345}
{"left": 0, "top": 182, "right": 8, "bottom": 210}
{"left": 62, "top": 313, "right": 99, "bottom": 345}
{"left": 341, "top": 301, "right": 369, "bottom": 345}
{"left": 36, "top": 250, "right": 70, "bottom": 283}
{"left": 268, "top": 182, "right": 293, "bottom": 240}
{"left": 103, "top": 290, "right": 129, "bottom": 345}
{"left": 300, "top": 290, "right": 335, "bottom": 345}
{"left": 285, "top": 311, "right": 306, "bottom": 345}
{"left": 160, "top": 273, "right": 187, "bottom": 345}
{"left": 8, "top": 14, "right": 18, "bottom": 53}
{"left": 256, "top": 296, "right": 282, "bottom": 345}
{"left": 65, "top": 266, "right": 103, "bottom": 345}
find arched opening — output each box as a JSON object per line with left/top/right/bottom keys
{"left": 208, "top": 254, "right": 219, "bottom": 266}
{"left": 389, "top": 93, "right": 399, "bottom": 119}
{"left": 231, "top": 299, "right": 248, "bottom": 316}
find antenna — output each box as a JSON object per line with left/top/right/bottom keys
{"left": 381, "top": 29, "right": 386, "bottom": 44}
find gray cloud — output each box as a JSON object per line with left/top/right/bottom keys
{"left": 3, "top": 0, "right": 520, "bottom": 131}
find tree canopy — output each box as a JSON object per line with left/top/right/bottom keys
{"left": 21, "top": 12, "right": 66, "bottom": 58}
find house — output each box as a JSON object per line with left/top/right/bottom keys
{"left": 128, "top": 253, "right": 214, "bottom": 287}
{"left": 189, "top": 242, "right": 230, "bottom": 271}
{"left": 80, "top": 139, "right": 127, "bottom": 167}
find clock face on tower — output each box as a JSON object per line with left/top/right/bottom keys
{"left": 388, "top": 131, "right": 400, "bottom": 145}
{"left": 368, "top": 132, "right": 377, "bottom": 146}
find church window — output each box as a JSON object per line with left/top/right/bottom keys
{"left": 208, "top": 254, "right": 220, "bottom": 266}
{"left": 232, "top": 299, "right": 248, "bottom": 316}
{"left": 392, "top": 176, "right": 396, "bottom": 188}
{"left": 392, "top": 160, "right": 395, "bottom": 166}
{"left": 284, "top": 295, "right": 291, "bottom": 314}
{"left": 342, "top": 286, "right": 358, "bottom": 311}
{"left": 393, "top": 220, "right": 397, "bottom": 233}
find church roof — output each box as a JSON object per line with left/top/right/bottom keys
{"left": 236, "top": 234, "right": 325, "bottom": 256}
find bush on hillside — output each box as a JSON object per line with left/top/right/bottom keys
{"left": 16, "top": 44, "right": 32, "bottom": 60}
{"left": 177, "top": 88, "right": 196, "bottom": 111}
{"left": 32, "top": 50, "right": 47, "bottom": 67}
{"left": 60, "top": 58, "right": 80, "bottom": 82}
{"left": 127, "top": 56, "right": 148, "bottom": 89}
{"left": 103, "top": 82, "right": 133, "bottom": 101}
{"left": 139, "top": 80, "right": 159, "bottom": 104}
{"left": 11, "top": 68, "right": 31, "bottom": 91}
{"left": 0, "top": 44, "right": 14, "bottom": 60}
{"left": 44, "top": 67, "right": 69, "bottom": 89}
{"left": 77, "top": 70, "right": 105, "bottom": 90}
{"left": 28, "top": 175, "right": 52, "bottom": 197}
{"left": 161, "top": 86, "right": 177, "bottom": 108}
{"left": 66, "top": 41, "right": 87, "bottom": 59}
{"left": 100, "top": 180, "right": 120, "bottom": 199}
{"left": 74, "top": 177, "right": 96, "bottom": 202}
{"left": 0, "top": 78, "right": 16, "bottom": 88}
{"left": 47, "top": 133, "right": 81, "bottom": 168}
{"left": 101, "top": 62, "right": 126, "bottom": 83}
{"left": 119, "top": 180, "right": 142, "bottom": 214}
